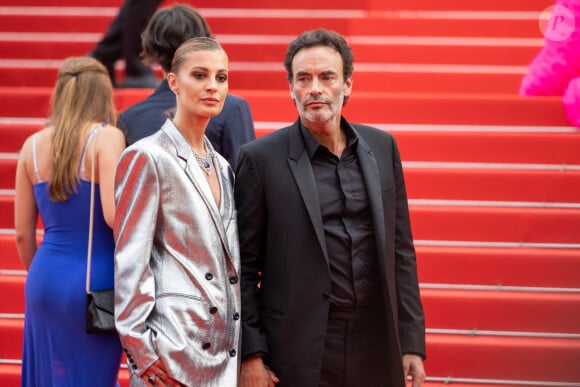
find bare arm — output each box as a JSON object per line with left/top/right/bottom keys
{"left": 14, "top": 137, "right": 38, "bottom": 270}
{"left": 97, "top": 125, "right": 126, "bottom": 228}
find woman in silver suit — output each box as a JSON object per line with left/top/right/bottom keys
{"left": 113, "top": 37, "right": 241, "bottom": 387}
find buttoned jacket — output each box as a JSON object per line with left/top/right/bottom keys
{"left": 114, "top": 119, "right": 241, "bottom": 386}
{"left": 235, "top": 118, "right": 426, "bottom": 387}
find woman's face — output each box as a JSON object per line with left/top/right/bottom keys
{"left": 168, "top": 49, "right": 229, "bottom": 119}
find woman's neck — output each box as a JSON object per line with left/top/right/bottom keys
{"left": 172, "top": 114, "right": 210, "bottom": 154}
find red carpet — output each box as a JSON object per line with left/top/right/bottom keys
{"left": 1, "top": 0, "right": 579, "bottom": 386}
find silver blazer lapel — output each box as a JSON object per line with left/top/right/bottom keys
{"left": 161, "top": 120, "right": 234, "bottom": 259}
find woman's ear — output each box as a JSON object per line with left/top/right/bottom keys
{"left": 167, "top": 73, "right": 179, "bottom": 94}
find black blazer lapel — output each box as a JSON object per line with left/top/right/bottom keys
{"left": 355, "top": 128, "right": 388, "bottom": 264}
{"left": 286, "top": 124, "right": 330, "bottom": 269}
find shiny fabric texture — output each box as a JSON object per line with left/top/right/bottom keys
{"left": 114, "top": 119, "right": 241, "bottom": 386}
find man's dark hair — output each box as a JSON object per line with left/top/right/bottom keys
{"left": 283, "top": 29, "right": 354, "bottom": 84}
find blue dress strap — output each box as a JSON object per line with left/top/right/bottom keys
{"left": 31, "top": 133, "right": 41, "bottom": 183}
{"left": 78, "top": 121, "right": 107, "bottom": 179}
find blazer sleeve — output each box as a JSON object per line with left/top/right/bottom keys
{"left": 391, "top": 138, "right": 427, "bottom": 359}
{"left": 234, "top": 145, "right": 270, "bottom": 360}
{"left": 113, "top": 146, "right": 161, "bottom": 374}
{"left": 220, "top": 97, "right": 256, "bottom": 171}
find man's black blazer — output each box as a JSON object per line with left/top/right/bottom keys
{"left": 235, "top": 117, "right": 426, "bottom": 387}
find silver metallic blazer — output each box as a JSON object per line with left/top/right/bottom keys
{"left": 113, "top": 119, "right": 241, "bottom": 386}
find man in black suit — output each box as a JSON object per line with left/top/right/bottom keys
{"left": 235, "top": 29, "right": 426, "bottom": 387}
{"left": 117, "top": 4, "right": 255, "bottom": 169}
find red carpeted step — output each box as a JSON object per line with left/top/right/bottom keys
{"left": 0, "top": 10, "right": 541, "bottom": 39}
{"left": 0, "top": 235, "right": 28, "bottom": 271}
{"left": 421, "top": 288, "right": 580, "bottom": 333}
{"left": 2, "top": 238, "right": 578, "bottom": 287}
{"left": 2, "top": 194, "right": 579, "bottom": 243}
{"left": 1, "top": 316, "right": 578, "bottom": 383}
{"left": 0, "top": 318, "right": 23, "bottom": 359}
{"left": 410, "top": 206, "right": 580, "bottom": 244}
{"left": 374, "top": 0, "right": 553, "bottom": 11}
{"left": 3, "top": 123, "right": 580, "bottom": 164}
{"left": 426, "top": 333, "right": 580, "bottom": 382}
{"left": 0, "top": 64, "right": 526, "bottom": 94}
{"left": 416, "top": 246, "right": 580, "bottom": 288}
{"left": 0, "top": 159, "right": 16, "bottom": 190}
{"left": 5, "top": 161, "right": 579, "bottom": 202}
{"left": 0, "top": 275, "right": 24, "bottom": 314}
{"left": 2, "top": 274, "right": 576, "bottom": 333}
{"left": 404, "top": 168, "right": 580, "bottom": 202}
{"left": 4, "top": 122, "right": 579, "bottom": 165}
{"left": 0, "top": 121, "right": 41, "bottom": 153}
{"left": 0, "top": 196, "right": 42, "bottom": 230}
{"left": 0, "top": 88, "right": 570, "bottom": 126}
{"left": 394, "top": 131, "right": 580, "bottom": 164}
{"left": 2, "top": 239, "right": 578, "bottom": 288}
{"left": 0, "top": 364, "right": 21, "bottom": 387}
{"left": 0, "top": 37, "right": 542, "bottom": 66}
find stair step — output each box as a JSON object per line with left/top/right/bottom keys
{"left": 0, "top": 275, "right": 24, "bottom": 314}
{"left": 0, "top": 63, "right": 526, "bottom": 94}
{"left": 0, "top": 0, "right": 553, "bottom": 10}
{"left": 410, "top": 206, "right": 580, "bottom": 244}
{"left": 426, "top": 333, "right": 580, "bottom": 382}
{"left": 422, "top": 288, "right": 580, "bottom": 333}
{"left": 2, "top": 274, "right": 578, "bottom": 332}
{"left": 2, "top": 237, "right": 579, "bottom": 288}
{"left": 395, "top": 131, "right": 580, "bottom": 164}
{"left": 0, "top": 36, "right": 542, "bottom": 66}
{"left": 6, "top": 161, "right": 580, "bottom": 201}
{"left": 0, "top": 88, "right": 570, "bottom": 126}
{"left": 376, "top": 0, "right": 553, "bottom": 11}
{"left": 405, "top": 168, "right": 580, "bottom": 203}
{"left": 2, "top": 194, "right": 579, "bottom": 242}
{"left": 0, "top": 316, "right": 578, "bottom": 382}
{"left": 0, "top": 235, "right": 28, "bottom": 271}
{"left": 5, "top": 124, "right": 580, "bottom": 165}
{"left": 416, "top": 246, "right": 580, "bottom": 288}
{"left": 0, "top": 9, "right": 542, "bottom": 38}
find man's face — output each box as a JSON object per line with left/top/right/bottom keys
{"left": 289, "top": 46, "right": 352, "bottom": 126}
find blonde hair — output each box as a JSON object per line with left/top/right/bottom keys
{"left": 48, "top": 56, "right": 116, "bottom": 201}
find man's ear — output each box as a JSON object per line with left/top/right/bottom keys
{"left": 344, "top": 77, "right": 353, "bottom": 97}
{"left": 289, "top": 84, "right": 296, "bottom": 103}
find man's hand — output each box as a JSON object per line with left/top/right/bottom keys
{"left": 403, "top": 354, "right": 426, "bottom": 387}
{"left": 240, "top": 356, "right": 280, "bottom": 387}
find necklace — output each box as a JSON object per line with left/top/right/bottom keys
{"left": 191, "top": 146, "right": 214, "bottom": 176}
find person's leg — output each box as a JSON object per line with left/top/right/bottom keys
{"left": 122, "top": 0, "right": 162, "bottom": 77}
{"left": 89, "top": 0, "right": 130, "bottom": 85}
{"left": 319, "top": 316, "right": 347, "bottom": 387}
{"left": 120, "top": 0, "right": 163, "bottom": 87}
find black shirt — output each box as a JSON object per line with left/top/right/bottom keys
{"left": 300, "top": 121, "right": 380, "bottom": 309}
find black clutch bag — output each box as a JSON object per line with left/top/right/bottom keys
{"left": 86, "top": 289, "right": 116, "bottom": 334}
{"left": 84, "top": 125, "right": 117, "bottom": 335}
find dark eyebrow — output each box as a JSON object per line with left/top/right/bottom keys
{"left": 189, "top": 66, "right": 228, "bottom": 73}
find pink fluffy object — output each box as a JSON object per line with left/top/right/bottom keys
{"left": 563, "top": 76, "right": 580, "bottom": 127}
{"left": 519, "top": 0, "right": 580, "bottom": 96}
